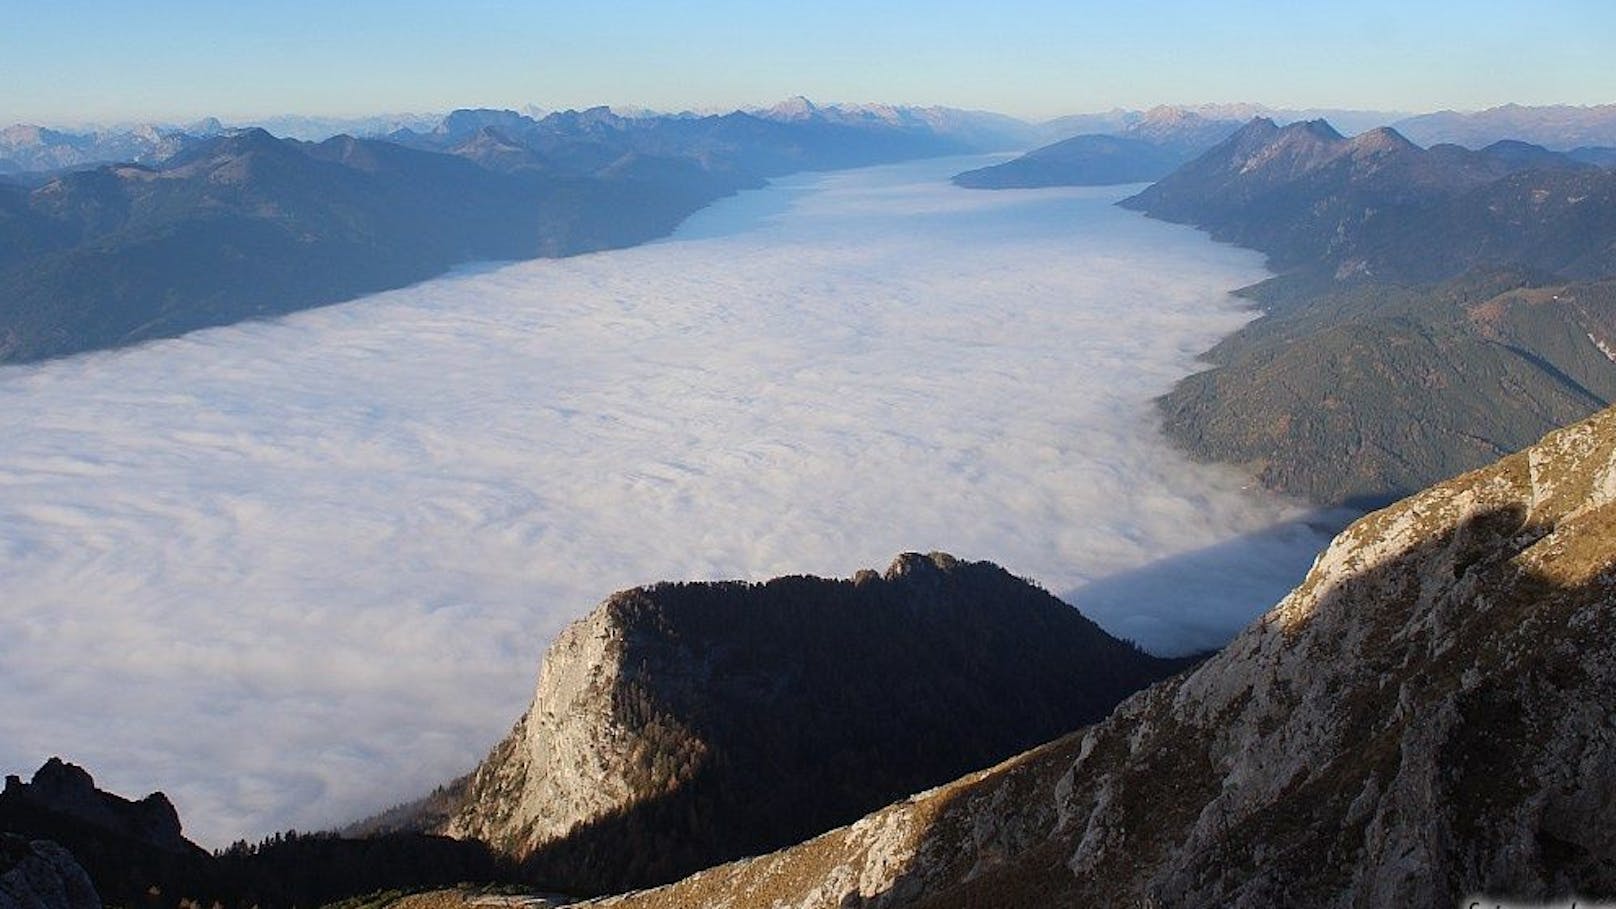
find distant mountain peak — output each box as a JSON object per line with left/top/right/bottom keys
{"left": 1137, "top": 105, "right": 1208, "bottom": 126}
{"left": 1285, "top": 118, "right": 1346, "bottom": 142}
{"left": 1347, "top": 125, "right": 1419, "bottom": 155}
{"left": 1228, "top": 115, "right": 1281, "bottom": 140}
{"left": 764, "top": 95, "right": 822, "bottom": 121}
{"left": 436, "top": 108, "right": 535, "bottom": 137}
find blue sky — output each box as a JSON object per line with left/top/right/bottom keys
{"left": 2, "top": 0, "right": 1613, "bottom": 125}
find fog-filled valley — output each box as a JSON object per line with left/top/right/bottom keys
{"left": 0, "top": 155, "right": 1343, "bottom": 846}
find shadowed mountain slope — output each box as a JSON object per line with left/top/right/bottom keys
{"left": 0, "top": 107, "right": 986, "bottom": 365}
{"left": 0, "top": 128, "right": 754, "bottom": 364}
{"left": 428, "top": 554, "right": 1192, "bottom": 895}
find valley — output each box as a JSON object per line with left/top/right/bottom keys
{"left": 0, "top": 155, "right": 1339, "bottom": 849}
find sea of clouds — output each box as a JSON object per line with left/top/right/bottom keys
{"left": 0, "top": 156, "right": 1346, "bottom": 846}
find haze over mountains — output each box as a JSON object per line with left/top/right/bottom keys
{"left": 952, "top": 108, "right": 1245, "bottom": 188}
{"left": 0, "top": 102, "right": 1039, "bottom": 364}
{"left": 7, "top": 98, "right": 1616, "bottom": 366}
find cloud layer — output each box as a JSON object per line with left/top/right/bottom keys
{"left": 0, "top": 156, "right": 1338, "bottom": 846}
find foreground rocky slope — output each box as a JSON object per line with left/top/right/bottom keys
{"left": 434, "top": 554, "right": 1191, "bottom": 894}
{"left": 583, "top": 405, "right": 1616, "bottom": 907}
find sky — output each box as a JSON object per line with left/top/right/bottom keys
{"left": 0, "top": 156, "right": 1346, "bottom": 845}
{"left": 2, "top": 0, "right": 1613, "bottom": 125}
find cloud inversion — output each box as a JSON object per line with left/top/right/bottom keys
{"left": 0, "top": 156, "right": 1338, "bottom": 846}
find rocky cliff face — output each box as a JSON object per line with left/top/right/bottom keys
{"left": 584, "top": 405, "right": 1616, "bottom": 907}
{"left": 0, "top": 837, "right": 99, "bottom": 909}
{"left": 440, "top": 554, "right": 1191, "bottom": 894}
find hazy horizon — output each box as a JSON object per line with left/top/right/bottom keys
{"left": 3, "top": 1, "right": 1613, "bottom": 126}
{"left": 16, "top": 96, "right": 1616, "bottom": 137}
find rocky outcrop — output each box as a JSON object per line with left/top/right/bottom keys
{"left": 440, "top": 554, "right": 1192, "bottom": 894}
{"left": 585, "top": 405, "right": 1616, "bottom": 907}
{"left": 2, "top": 759, "right": 191, "bottom": 855}
{"left": 0, "top": 837, "right": 99, "bottom": 909}
{"left": 1, "top": 758, "right": 510, "bottom": 909}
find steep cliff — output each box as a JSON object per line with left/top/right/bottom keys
{"left": 583, "top": 405, "right": 1616, "bottom": 907}
{"left": 440, "top": 554, "right": 1191, "bottom": 894}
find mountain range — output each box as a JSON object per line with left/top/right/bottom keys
{"left": 0, "top": 123, "right": 221, "bottom": 176}
{"left": 953, "top": 102, "right": 1616, "bottom": 191}
{"left": 1121, "top": 118, "right": 1616, "bottom": 281}
{"left": 1395, "top": 102, "right": 1616, "bottom": 150}
{"left": 0, "top": 126, "right": 751, "bottom": 363}
{"left": 9, "top": 96, "right": 1616, "bottom": 908}
{"left": 9, "top": 99, "right": 1616, "bottom": 366}
{"left": 1119, "top": 117, "right": 1616, "bottom": 507}
{"left": 0, "top": 104, "right": 1009, "bottom": 364}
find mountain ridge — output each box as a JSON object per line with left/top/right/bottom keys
{"left": 1120, "top": 116, "right": 1616, "bottom": 506}
{"left": 0, "top": 106, "right": 992, "bottom": 364}
{"left": 952, "top": 108, "right": 1244, "bottom": 188}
